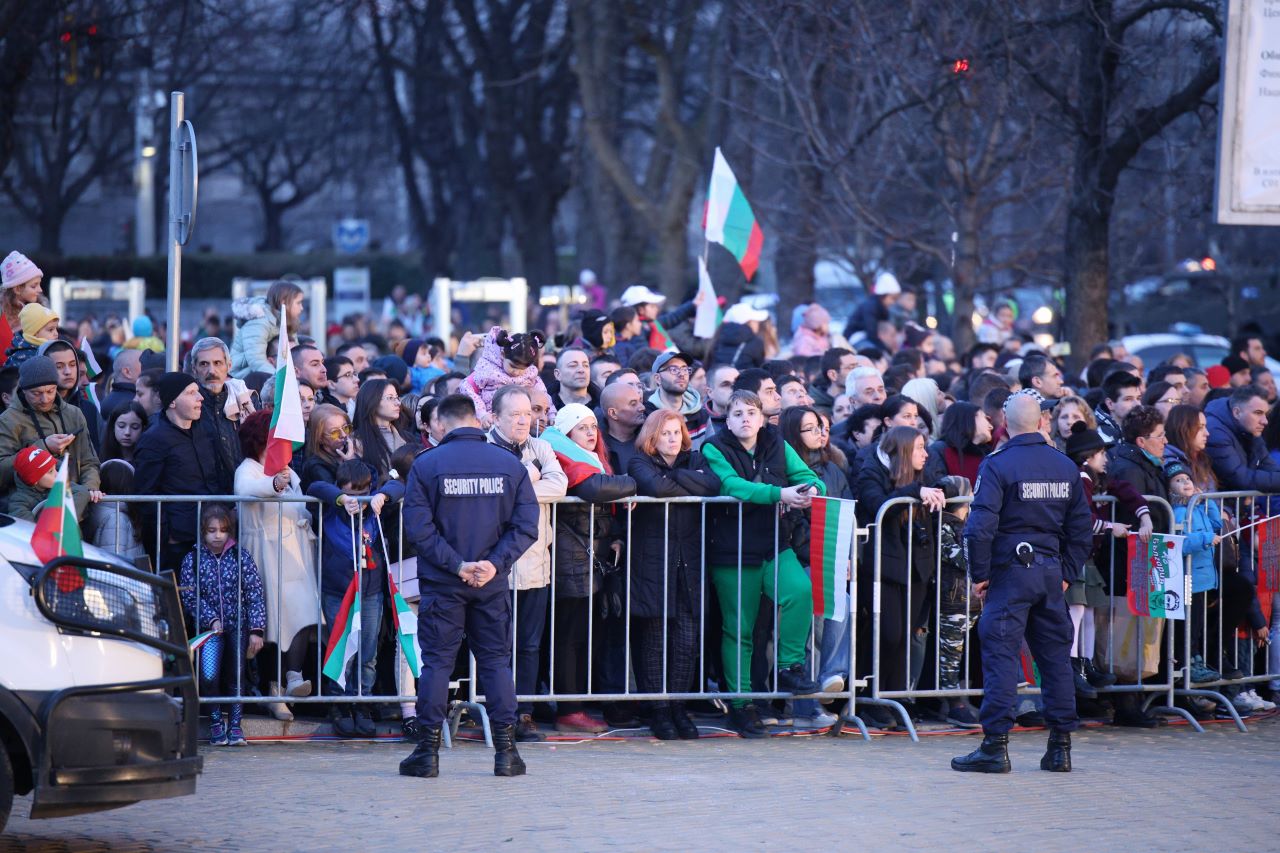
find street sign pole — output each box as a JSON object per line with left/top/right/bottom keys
{"left": 166, "top": 91, "right": 198, "bottom": 369}
{"left": 166, "top": 92, "right": 183, "bottom": 369}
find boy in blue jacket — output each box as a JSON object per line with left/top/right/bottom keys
{"left": 307, "top": 457, "right": 404, "bottom": 737}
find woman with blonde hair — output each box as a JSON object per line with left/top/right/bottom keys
{"left": 1051, "top": 395, "right": 1096, "bottom": 453}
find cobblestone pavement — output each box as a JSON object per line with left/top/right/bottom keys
{"left": 5, "top": 715, "right": 1279, "bottom": 852}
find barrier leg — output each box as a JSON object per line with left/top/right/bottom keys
{"left": 1173, "top": 688, "right": 1248, "bottom": 733}
{"left": 446, "top": 700, "right": 494, "bottom": 748}
{"left": 855, "top": 696, "right": 919, "bottom": 742}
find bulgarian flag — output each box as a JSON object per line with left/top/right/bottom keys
{"left": 189, "top": 630, "right": 217, "bottom": 654}
{"left": 79, "top": 337, "right": 102, "bottom": 380}
{"left": 704, "top": 147, "right": 764, "bottom": 281}
{"left": 264, "top": 311, "right": 305, "bottom": 476}
{"left": 809, "top": 497, "right": 855, "bottom": 622}
{"left": 541, "top": 426, "right": 604, "bottom": 487}
{"left": 647, "top": 318, "right": 676, "bottom": 352}
{"left": 32, "top": 457, "right": 83, "bottom": 564}
{"left": 322, "top": 570, "right": 362, "bottom": 690}
{"left": 387, "top": 572, "right": 421, "bottom": 678}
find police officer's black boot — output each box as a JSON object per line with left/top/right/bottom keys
{"left": 1039, "top": 730, "right": 1072, "bottom": 772}
{"left": 950, "top": 733, "right": 1011, "bottom": 774}
{"left": 1072, "top": 658, "right": 1098, "bottom": 699}
{"left": 399, "top": 725, "right": 441, "bottom": 778}
{"left": 493, "top": 724, "right": 527, "bottom": 777}
{"left": 1083, "top": 657, "right": 1117, "bottom": 688}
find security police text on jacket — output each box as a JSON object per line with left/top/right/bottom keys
{"left": 402, "top": 425, "right": 540, "bottom": 586}
{"left": 963, "top": 428, "right": 1093, "bottom": 586}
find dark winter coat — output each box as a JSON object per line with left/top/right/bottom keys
{"left": 626, "top": 450, "right": 720, "bottom": 619}
{"left": 710, "top": 322, "right": 765, "bottom": 370}
{"left": 194, "top": 386, "right": 244, "bottom": 494}
{"left": 99, "top": 382, "right": 136, "bottom": 424}
{"left": 552, "top": 464, "right": 636, "bottom": 599}
{"left": 842, "top": 295, "right": 888, "bottom": 342}
{"left": 923, "top": 439, "right": 988, "bottom": 489}
{"left": 1204, "top": 397, "right": 1280, "bottom": 493}
{"left": 855, "top": 446, "right": 937, "bottom": 585}
{"left": 133, "top": 414, "right": 221, "bottom": 549}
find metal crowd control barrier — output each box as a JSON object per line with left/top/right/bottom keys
{"left": 1175, "top": 490, "right": 1280, "bottom": 733}
{"left": 867, "top": 492, "right": 1202, "bottom": 742}
{"left": 93, "top": 492, "right": 873, "bottom": 744}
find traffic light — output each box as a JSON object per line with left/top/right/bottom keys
{"left": 952, "top": 58, "right": 970, "bottom": 74}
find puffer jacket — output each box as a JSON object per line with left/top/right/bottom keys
{"left": 0, "top": 394, "right": 100, "bottom": 493}
{"left": 1204, "top": 396, "right": 1280, "bottom": 493}
{"left": 228, "top": 297, "right": 281, "bottom": 379}
{"left": 711, "top": 322, "right": 765, "bottom": 369}
{"left": 461, "top": 326, "right": 555, "bottom": 424}
{"left": 854, "top": 445, "right": 937, "bottom": 585}
{"left": 3, "top": 336, "right": 41, "bottom": 371}
{"left": 551, "top": 445, "right": 635, "bottom": 599}
{"left": 1174, "top": 499, "right": 1222, "bottom": 594}
{"left": 486, "top": 428, "right": 568, "bottom": 591}
{"left": 178, "top": 540, "right": 267, "bottom": 634}
{"left": 626, "top": 450, "right": 720, "bottom": 619}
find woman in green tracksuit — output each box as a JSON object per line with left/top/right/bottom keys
{"left": 701, "top": 388, "right": 825, "bottom": 737}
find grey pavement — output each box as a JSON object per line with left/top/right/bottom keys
{"left": 4, "top": 715, "right": 1279, "bottom": 852}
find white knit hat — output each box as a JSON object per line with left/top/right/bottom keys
{"left": 1, "top": 251, "right": 42, "bottom": 289}
{"left": 553, "top": 403, "right": 596, "bottom": 435}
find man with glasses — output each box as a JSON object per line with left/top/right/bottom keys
{"left": 323, "top": 355, "right": 359, "bottom": 418}
{"left": 643, "top": 351, "right": 708, "bottom": 443}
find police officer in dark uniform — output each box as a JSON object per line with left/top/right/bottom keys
{"left": 399, "top": 394, "right": 540, "bottom": 778}
{"left": 952, "top": 391, "right": 1093, "bottom": 773}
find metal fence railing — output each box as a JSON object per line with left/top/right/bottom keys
{"left": 73, "top": 486, "right": 1278, "bottom": 745}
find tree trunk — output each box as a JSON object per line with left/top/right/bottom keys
{"left": 38, "top": 207, "right": 62, "bottom": 255}
{"left": 950, "top": 197, "right": 982, "bottom": 355}
{"left": 1063, "top": 197, "right": 1111, "bottom": 366}
{"left": 656, "top": 216, "right": 689, "bottom": 300}
{"left": 513, "top": 198, "right": 560, "bottom": 290}
{"left": 258, "top": 199, "right": 285, "bottom": 252}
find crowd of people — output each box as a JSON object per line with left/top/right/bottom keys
{"left": 2, "top": 247, "right": 1278, "bottom": 745}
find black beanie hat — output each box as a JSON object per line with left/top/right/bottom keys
{"left": 579, "top": 312, "right": 612, "bottom": 349}
{"left": 401, "top": 338, "right": 427, "bottom": 368}
{"left": 157, "top": 371, "right": 197, "bottom": 411}
{"left": 1064, "top": 420, "right": 1106, "bottom": 462}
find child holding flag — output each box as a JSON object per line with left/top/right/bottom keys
{"left": 179, "top": 504, "right": 267, "bottom": 747}
{"left": 10, "top": 445, "right": 89, "bottom": 522}
{"left": 310, "top": 458, "right": 402, "bottom": 738}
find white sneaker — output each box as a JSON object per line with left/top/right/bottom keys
{"left": 1245, "top": 689, "right": 1276, "bottom": 711}
{"left": 794, "top": 710, "right": 838, "bottom": 728}
{"left": 1232, "top": 691, "right": 1264, "bottom": 713}
{"left": 820, "top": 674, "right": 845, "bottom": 694}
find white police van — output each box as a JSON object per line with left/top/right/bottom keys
{"left": 0, "top": 515, "right": 201, "bottom": 833}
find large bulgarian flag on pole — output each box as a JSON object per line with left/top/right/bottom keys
{"left": 264, "top": 311, "right": 305, "bottom": 476}
{"left": 809, "top": 497, "right": 855, "bottom": 622}
{"left": 704, "top": 147, "right": 764, "bottom": 281}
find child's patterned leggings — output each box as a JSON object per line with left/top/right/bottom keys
{"left": 200, "top": 632, "right": 245, "bottom": 728}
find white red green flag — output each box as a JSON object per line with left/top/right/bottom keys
{"left": 322, "top": 570, "right": 362, "bottom": 689}
{"left": 79, "top": 337, "right": 102, "bottom": 380}
{"left": 32, "top": 456, "right": 83, "bottom": 564}
{"left": 387, "top": 573, "right": 421, "bottom": 677}
{"left": 704, "top": 147, "right": 764, "bottom": 281}
{"left": 264, "top": 311, "right": 305, "bottom": 476}
{"left": 647, "top": 318, "right": 676, "bottom": 351}
{"left": 809, "top": 497, "right": 855, "bottom": 622}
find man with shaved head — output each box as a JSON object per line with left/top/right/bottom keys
{"left": 952, "top": 390, "right": 1093, "bottom": 776}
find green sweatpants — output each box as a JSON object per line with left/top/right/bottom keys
{"left": 711, "top": 548, "right": 812, "bottom": 707}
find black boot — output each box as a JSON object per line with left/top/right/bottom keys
{"left": 493, "top": 724, "right": 527, "bottom": 777}
{"left": 649, "top": 706, "right": 679, "bottom": 741}
{"left": 399, "top": 725, "right": 441, "bottom": 778}
{"left": 1113, "top": 693, "right": 1164, "bottom": 728}
{"left": 1072, "top": 658, "right": 1098, "bottom": 699}
{"left": 670, "top": 703, "right": 700, "bottom": 740}
{"left": 950, "top": 733, "right": 1011, "bottom": 774}
{"left": 1083, "top": 658, "right": 1117, "bottom": 688}
{"left": 1040, "top": 730, "right": 1072, "bottom": 772}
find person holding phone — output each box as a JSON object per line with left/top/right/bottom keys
{"left": 701, "top": 389, "right": 826, "bottom": 738}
